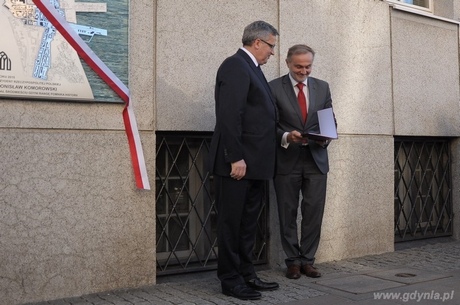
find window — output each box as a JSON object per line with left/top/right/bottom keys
{"left": 387, "top": 0, "right": 433, "bottom": 13}
{"left": 155, "top": 132, "right": 270, "bottom": 275}
{"left": 156, "top": 132, "right": 217, "bottom": 274}
{"left": 394, "top": 137, "right": 453, "bottom": 242}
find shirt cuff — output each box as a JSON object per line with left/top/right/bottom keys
{"left": 281, "top": 132, "right": 290, "bottom": 149}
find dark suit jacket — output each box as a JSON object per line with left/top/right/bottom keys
{"left": 269, "top": 74, "right": 334, "bottom": 175}
{"left": 209, "top": 49, "right": 277, "bottom": 180}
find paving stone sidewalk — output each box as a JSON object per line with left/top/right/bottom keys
{"left": 23, "top": 238, "right": 460, "bottom": 305}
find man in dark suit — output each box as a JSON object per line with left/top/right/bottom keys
{"left": 209, "top": 20, "right": 280, "bottom": 300}
{"left": 269, "top": 44, "right": 335, "bottom": 280}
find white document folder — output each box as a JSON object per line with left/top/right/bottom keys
{"left": 306, "top": 108, "right": 338, "bottom": 141}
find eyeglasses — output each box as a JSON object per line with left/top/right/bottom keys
{"left": 260, "top": 39, "right": 276, "bottom": 50}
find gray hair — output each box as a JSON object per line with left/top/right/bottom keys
{"left": 286, "top": 44, "right": 315, "bottom": 62}
{"left": 242, "top": 20, "right": 279, "bottom": 46}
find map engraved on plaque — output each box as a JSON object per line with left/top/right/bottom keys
{"left": 0, "top": 0, "right": 127, "bottom": 102}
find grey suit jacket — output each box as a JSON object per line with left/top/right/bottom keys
{"left": 269, "top": 74, "right": 335, "bottom": 175}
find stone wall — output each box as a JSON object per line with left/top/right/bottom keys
{"left": 1, "top": 0, "right": 459, "bottom": 304}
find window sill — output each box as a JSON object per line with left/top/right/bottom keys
{"left": 388, "top": 3, "right": 460, "bottom": 25}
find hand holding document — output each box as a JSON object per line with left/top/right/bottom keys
{"left": 304, "top": 108, "right": 337, "bottom": 141}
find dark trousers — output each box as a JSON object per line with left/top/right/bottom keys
{"left": 214, "top": 175, "right": 264, "bottom": 290}
{"left": 274, "top": 147, "right": 327, "bottom": 267}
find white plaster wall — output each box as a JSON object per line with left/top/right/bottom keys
{"left": 0, "top": 1, "right": 156, "bottom": 304}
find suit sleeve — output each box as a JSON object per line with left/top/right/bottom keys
{"left": 215, "top": 57, "right": 250, "bottom": 163}
{"left": 269, "top": 79, "right": 290, "bottom": 146}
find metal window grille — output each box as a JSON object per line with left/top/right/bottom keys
{"left": 156, "top": 132, "right": 268, "bottom": 275}
{"left": 394, "top": 137, "right": 453, "bottom": 242}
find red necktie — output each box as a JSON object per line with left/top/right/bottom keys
{"left": 296, "top": 83, "right": 307, "bottom": 124}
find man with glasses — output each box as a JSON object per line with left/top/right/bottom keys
{"left": 209, "top": 20, "right": 279, "bottom": 300}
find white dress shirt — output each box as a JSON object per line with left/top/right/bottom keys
{"left": 281, "top": 75, "right": 309, "bottom": 148}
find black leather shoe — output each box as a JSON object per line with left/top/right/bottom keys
{"left": 246, "top": 278, "right": 279, "bottom": 291}
{"left": 222, "top": 284, "right": 261, "bottom": 300}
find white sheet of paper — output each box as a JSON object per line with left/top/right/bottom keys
{"left": 307, "top": 108, "right": 337, "bottom": 140}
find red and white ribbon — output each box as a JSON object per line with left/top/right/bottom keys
{"left": 32, "top": 0, "right": 150, "bottom": 190}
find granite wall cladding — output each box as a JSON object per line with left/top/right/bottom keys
{"left": 1, "top": 130, "right": 156, "bottom": 304}
{"left": 2, "top": 0, "right": 460, "bottom": 304}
